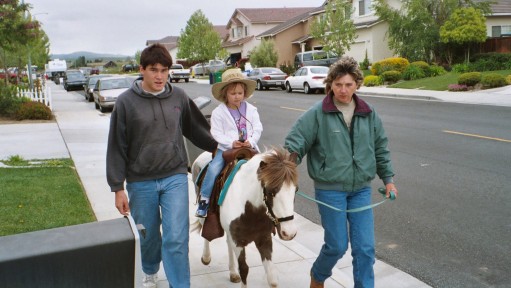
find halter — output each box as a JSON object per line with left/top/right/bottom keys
{"left": 262, "top": 186, "right": 294, "bottom": 226}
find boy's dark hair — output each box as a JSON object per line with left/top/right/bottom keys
{"left": 140, "top": 44, "right": 173, "bottom": 68}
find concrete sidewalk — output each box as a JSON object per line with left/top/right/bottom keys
{"left": 0, "top": 81, "right": 456, "bottom": 287}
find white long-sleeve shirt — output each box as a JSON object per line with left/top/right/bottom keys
{"left": 210, "top": 102, "right": 263, "bottom": 152}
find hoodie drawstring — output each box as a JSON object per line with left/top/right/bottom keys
{"left": 158, "top": 99, "right": 168, "bottom": 129}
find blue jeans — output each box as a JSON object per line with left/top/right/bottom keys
{"left": 200, "top": 149, "right": 224, "bottom": 199}
{"left": 311, "top": 186, "right": 375, "bottom": 288}
{"left": 126, "top": 174, "right": 190, "bottom": 288}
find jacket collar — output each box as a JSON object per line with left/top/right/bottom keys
{"left": 322, "top": 91, "right": 372, "bottom": 116}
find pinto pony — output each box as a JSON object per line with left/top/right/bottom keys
{"left": 191, "top": 148, "right": 299, "bottom": 287}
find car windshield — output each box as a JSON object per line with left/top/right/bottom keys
{"left": 67, "top": 73, "right": 85, "bottom": 80}
{"left": 310, "top": 67, "right": 329, "bottom": 74}
{"left": 100, "top": 78, "right": 131, "bottom": 90}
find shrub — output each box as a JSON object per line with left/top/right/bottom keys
{"left": 363, "top": 75, "right": 382, "bottom": 87}
{"left": 14, "top": 101, "right": 53, "bottom": 120}
{"left": 402, "top": 65, "right": 425, "bottom": 80}
{"left": 452, "top": 63, "right": 471, "bottom": 73}
{"left": 381, "top": 70, "right": 401, "bottom": 83}
{"left": 410, "top": 61, "right": 430, "bottom": 76}
{"left": 471, "top": 52, "right": 511, "bottom": 71}
{"left": 506, "top": 75, "right": 511, "bottom": 85}
{"left": 0, "top": 85, "right": 29, "bottom": 117}
{"left": 360, "top": 50, "right": 371, "bottom": 70}
{"left": 480, "top": 73, "right": 507, "bottom": 88}
{"left": 458, "top": 72, "right": 481, "bottom": 87}
{"left": 448, "top": 84, "right": 469, "bottom": 91}
{"left": 371, "top": 57, "right": 409, "bottom": 75}
{"left": 429, "top": 65, "right": 447, "bottom": 77}
{"left": 279, "top": 64, "right": 295, "bottom": 76}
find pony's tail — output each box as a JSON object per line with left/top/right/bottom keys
{"left": 190, "top": 218, "right": 203, "bottom": 234}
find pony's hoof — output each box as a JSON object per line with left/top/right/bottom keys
{"left": 229, "top": 273, "right": 241, "bottom": 283}
{"left": 201, "top": 257, "right": 211, "bottom": 265}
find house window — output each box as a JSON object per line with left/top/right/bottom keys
{"left": 358, "top": 0, "right": 372, "bottom": 16}
{"left": 492, "top": 25, "right": 511, "bottom": 37}
{"left": 245, "top": 26, "right": 248, "bottom": 36}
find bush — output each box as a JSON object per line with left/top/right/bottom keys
{"left": 448, "top": 84, "right": 469, "bottom": 91}
{"left": 480, "top": 73, "right": 507, "bottom": 88}
{"left": 471, "top": 53, "right": 511, "bottom": 71}
{"left": 381, "top": 70, "right": 401, "bottom": 83}
{"left": 279, "top": 64, "right": 295, "bottom": 76}
{"left": 371, "top": 57, "right": 409, "bottom": 75}
{"left": 410, "top": 61, "right": 430, "bottom": 76}
{"left": 360, "top": 50, "right": 371, "bottom": 70}
{"left": 0, "top": 85, "right": 29, "bottom": 117}
{"left": 363, "top": 75, "right": 382, "bottom": 87}
{"left": 14, "top": 101, "right": 53, "bottom": 120}
{"left": 452, "top": 63, "right": 471, "bottom": 73}
{"left": 402, "top": 65, "right": 426, "bottom": 80}
{"left": 429, "top": 65, "right": 447, "bottom": 77}
{"left": 458, "top": 72, "right": 481, "bottom": 87}
{"left": 506, "top": 75, "right": 511, "bottom": 85}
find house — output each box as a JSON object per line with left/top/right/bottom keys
{"left": 146, "top": 36, "right": 180, "bottom": 62}
{"left": 257, "top": 0, "right": 511, "bottom": 66}
{"left": 221, "top": 7, "right": 316, "bottom": 66}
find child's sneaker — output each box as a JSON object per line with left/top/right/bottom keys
{"left": 195, "top": 200, "right": 209, "bottom": 218}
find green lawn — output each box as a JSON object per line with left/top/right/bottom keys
{"left": 0, "top": 158, "right": 96, "bottom": 236}
{"left": 388, "top": 70, "right": 511, "bottom": 91}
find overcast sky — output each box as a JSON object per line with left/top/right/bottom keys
{"left": 26, "top": 0, "right": 325, "bottom": 56}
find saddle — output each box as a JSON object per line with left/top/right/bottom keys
{"left": 197, "top": 147, "right": 258, "bottom": 241}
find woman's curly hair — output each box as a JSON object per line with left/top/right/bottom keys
{"left": 324, "top": 56, "right": 364, "bottom": 93}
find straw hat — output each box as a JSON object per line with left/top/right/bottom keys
{"left": 211, "top": 69, "right": 256, "bottom": 102}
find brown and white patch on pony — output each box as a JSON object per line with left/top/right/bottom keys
{"left": 229, "top": 201, "right": 274, "bottom": 260}
{"left": 257, "top": 147, "right": 298, "bottom": 192}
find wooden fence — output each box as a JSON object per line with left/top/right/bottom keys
{"left": 478, "top": 37, "right": 511, "bottom": 53}
{"left": 16, "top": 84, "right": 52, "bottom": 111}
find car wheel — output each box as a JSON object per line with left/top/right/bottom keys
{"left": 304, "top": 83, "right": 311, "bottom": 94}
{"left": 281, "top": 85, "right": 286, "bottom": 90}
{"left": 88, "top": 94, "right": 94, "bottom": 102}
{"left": 99, "top": 105, "right": 108, "bottom": 113}
{"left": 94, "top": 101, "right": 99, "bottom": 110}
{"left": 257, "top": 81, "right": 263, "bottom": 91}
{"left": 185, "top": 78, "right": 189, "bottom": 83}
{"left": 286, "top": 82, "right": 292, "bottom": 93}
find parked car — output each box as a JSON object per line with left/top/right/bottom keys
{"left": 63, "top": 70, "right": 87, "bottom": 91}
{"left": 93, "top": 76, "right": 131, "bottom": 112}
{"left": 294, "top": 50, "right": 339, "bottom": 68}
{"left": 285, "top": 66, "right": 329, "bottom": 94}
{"left": 83, "top": 74, "right": 111, "bottom": 102}
{"left": 169, "top": 64, "right": 190, "bottom": 83}
{"left": 190, "top": 60, "right": 226, "bottom": 77}
{"left": 247, "top": 67, "right": 288, "bottom": 90}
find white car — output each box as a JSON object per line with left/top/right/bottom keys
{"left": 285, "top": 66, "right": 329, "bottom": 94}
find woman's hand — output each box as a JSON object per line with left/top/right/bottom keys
{"left": 385, "top": 183, "right": 398, "bottom": 199}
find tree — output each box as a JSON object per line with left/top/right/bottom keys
{"left": 177, "top": 9, "right": 222, "bottom": 69}
{"left": 309, "top": 0, "right": 357, "bottom": 57}
{"left": 74, "top": 56, "right": 86, "bottom": 68}
{"left": 134, "top": 50, "right": 141, "bottom": 65}
{"left": 373, "top": 0, "right": 492, "bottom": 63}
{"left": 249, "top": 39, "right": 278, "bottom": 68}
{"left": 440, "top": 7, "right": 487, "bottom": 64}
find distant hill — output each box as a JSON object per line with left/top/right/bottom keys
{"left": 50, "top": 51, "right": 132, "bottom": 61}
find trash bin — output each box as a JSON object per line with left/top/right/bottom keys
{"left": 209, "top": 72, "right": 214, "bottom": 84}
{"left": 214, "top": 71, "right": 222, "bottom": 83}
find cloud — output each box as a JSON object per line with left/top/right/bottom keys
{"left": 26, "top": 0, "right": 323, "bottom": 56}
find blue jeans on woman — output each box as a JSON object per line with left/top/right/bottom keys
{"left": 200, "top": 149, "right": 224, "bottom": 200}
{"left": 311, "top": 186, "right": 375, "bottom": 288}
{"left": 126, "top": 173, "right": 190, "bottom": 288}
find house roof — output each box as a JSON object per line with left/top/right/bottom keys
{"left": 228, "top": 7, "right": 316, "bottom": 26}
{"left": 146, "top": 36, "right": 179, "bottom": 46}
{"left": 487, "top": 0, "right": 511, "bottom": 14}
{"left": 213, "top": 25, "right": 229, "bottom": 41}
{"left": 222, "top": 35, "right": 254, "bottom": 48}
{"left": 257, "top": 6, "right": 323, "bottom": 38}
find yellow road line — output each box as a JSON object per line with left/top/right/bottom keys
{"left": 443, "top": 130, "right": 511, "bottom": 143}
{"left": 281, "top": 106, "right": 306, "bottom": 112}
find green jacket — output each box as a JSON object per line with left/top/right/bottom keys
{"left": 284, "top": 93, "right": 394, "bottom": 192}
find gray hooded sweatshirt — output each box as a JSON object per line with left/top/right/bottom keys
{"left": 106, "top": 80, "right": 217, "bottom": 192}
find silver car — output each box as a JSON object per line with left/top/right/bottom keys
{"left": 92, "top": 76, "right": 132, "bottom": 113}
{"left": 285, "top": 66, "right": 329, "bottom": 94}
{"left": 247, "top": 67, "right": 288, "bottom": 91}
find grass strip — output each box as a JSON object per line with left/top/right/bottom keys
{"left": 0, "top": 162, "right": 96, "bottom": 236}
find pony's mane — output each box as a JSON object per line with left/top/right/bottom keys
{"left": 257, "top": 147, "right": 298, "bottom": 191}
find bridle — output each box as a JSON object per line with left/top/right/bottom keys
{"left": 262, "top": 185, "right": 295, "bottom": 226}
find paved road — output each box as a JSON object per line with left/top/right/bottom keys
{"left": 172, "top": 82, "right": 511, "bottom": 288}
